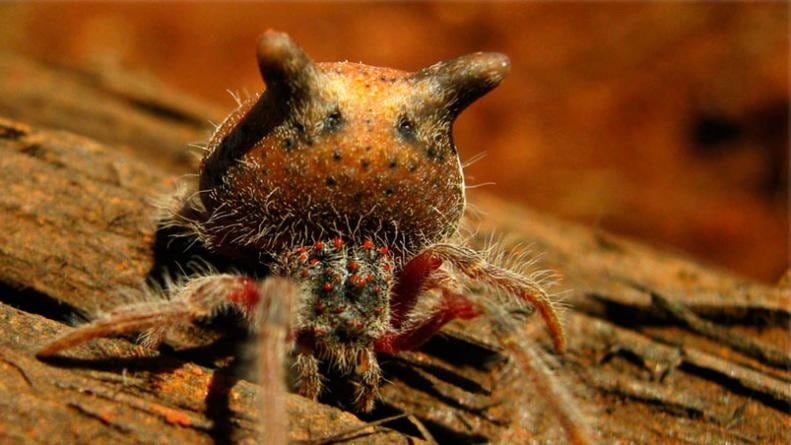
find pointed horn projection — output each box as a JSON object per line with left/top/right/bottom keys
{"left": 414, "top": 52, "right": 510, "bottom": 118}
{"left": 256, "top": 30, "right": 319, "bottom": 106}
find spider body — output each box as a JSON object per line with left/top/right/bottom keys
{"left": 38, "top": 31, "right": 594, "bottom": 444}
{"left": 282, "top": 239, "right": 393, "bottom": 405}
{"left": 196, "top": 34, "right": 496, "bottom": 258}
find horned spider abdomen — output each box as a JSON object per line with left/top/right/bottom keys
{"left": 38, "top": 30, "right": 595, "bottom": 445}
{"left": 196, "top": 32, "right": 508, "bottom": 258}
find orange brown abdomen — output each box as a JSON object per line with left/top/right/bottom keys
{"left": 198, "top": 31, "right": 508, "bottom": 260}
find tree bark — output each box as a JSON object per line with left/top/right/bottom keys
{"left": 0, "top": 52, "right": 788, "bottom": 444}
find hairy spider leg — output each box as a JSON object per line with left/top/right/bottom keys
{"left": 376, "top": 247, "right": 592, "bottom": 444}
{"left": 375, "top": 250, "right": 453, "bottom": 353}
{"left": 375, "top": 292, "right": 480, "bottom": 353}
{"left": 37, "top": 274, "right": 259, "bottom": 357}
{"left": 387, "top": 250, "right": 442, "bottom": 330}
{"left": 37, "top": 274, "right": 301, "bottom": 445}
{"left": 376, "top": 244, "right": 566, "bottom": 354}
{"left": 464, "top": 290, "right": 595, "bottom": 445}
{"left": 425, "top": 244, "right": 567, "bottom": 353}
{"left": 375, "top": 250, "right": 498, "bottom": 355}
{"left": 294, "top": 351, "right": 322, "bottom": 400}
{"left": 252, "top": 278, "right": 300, "bottom": 445}
{"left": 352, "top": 348, "right": 382, "bottom": 412}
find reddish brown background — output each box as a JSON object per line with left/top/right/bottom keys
{"left": 0, "top": 2, "right": 787, "bottom": 282}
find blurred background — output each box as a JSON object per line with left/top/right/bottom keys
{"left": 0, "top": 2, "right": 787, "bottom": 283}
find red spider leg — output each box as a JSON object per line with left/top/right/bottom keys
{"left": 378, "top": 250, "right": 593, "bottom": 443}
{"left": 426, "top": 244, "right": 567, "bottom": 353}
{"left": 387, "top": 250, "right": 442, "bottom": 330}
{"left": 375, "top": 286, "right": 479, "bottom": 354}
{"left": 376, "top": 250, "right": 450, "bottom": 354}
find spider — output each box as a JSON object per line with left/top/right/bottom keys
{"left": 38, "top": 31, "right": 594, "bottom": 444}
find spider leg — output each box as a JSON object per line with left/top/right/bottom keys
{"left": 375, "top": 287, "right": 478, "bottom": 353}
{"left": 423, "top": 244, "right": 567, "bottom": 353}
{"left": 37, "top": 274, "right": 302, "bottom": 445}
{"left": 294, "top": 352, "right": 322, "bottom": 400}
{"left": 380, "top": 245, "right": 594, "bottom": 444}
{"left": 377, "top": 250, "right": 480, "bottom": 354}
{"left": 36, "top": 274, "right": 261, "bottom": 357}
{"left": 352, "top": 348, "right": 382, "bottom": 412}
{"left": 388, "top": 250, "right": 442, "bottom": 330}
{"left": 251, "top": 278, "right": 301, "bottom": 445}
{"left": 465, "top": 291, "right": 596, "bottom": 445}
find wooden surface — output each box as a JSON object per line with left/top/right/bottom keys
{"left": 0, "top": 52, "right": 788, "bottom": 444}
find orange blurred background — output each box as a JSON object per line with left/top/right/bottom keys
{"left": 0, "top": 2, "right": 787, "bottom": 282}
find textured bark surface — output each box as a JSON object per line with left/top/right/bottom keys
{"left": 0, "top": 53, "right": 788, "bottom": 444}
{"left": 0, "top": 53, "right": 223, "bottom": 173}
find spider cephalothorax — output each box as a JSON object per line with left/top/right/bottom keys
{"left": 38, "top": 31, "right": 594, "bottom": 445}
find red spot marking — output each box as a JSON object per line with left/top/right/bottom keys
{"left": 362, "top": 239, "right": 374, "bottom": 250}
{"left": 333, "top": 237, "right": 344, "bottom": 249}
{"left": 322, "top": 282, "right": 334, "bottom": 292}
{"left": 351, "top": 275, "right": 365, "bottom": 287}
{"left": 315, "top": 302, "right": 326, "bottom": 313}
{"left": 314, "top": 240, "right": 324, "bottom": 250}
{"left": 297, "top": 246, "right": 308, "bottom": 254}
{"left": 348, "top": 260, "right": 359, "bottom": 271}
{"left": 299, "top": 253, "right": 308, "bottom": 262}
{"left": 382, "top": 263, "right": 391, "bottom": 271}
{"left": 300, "top": 269, "right": 309, "bottom": 278}
{"left": 334, "top": 305, "right": 345, "bottom": 314}
{"left": 309, "top": 258, "right": 319, "bottom": 265}
{"left": 378, "top": 246, "right": 389, "bottom": 255}
{"left": 366, "top": 274, "right": 374, "bottom": 282}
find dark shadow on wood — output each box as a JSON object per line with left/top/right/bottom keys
{"left": 0, "top": 282, "right": 87, "bottom": 325}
